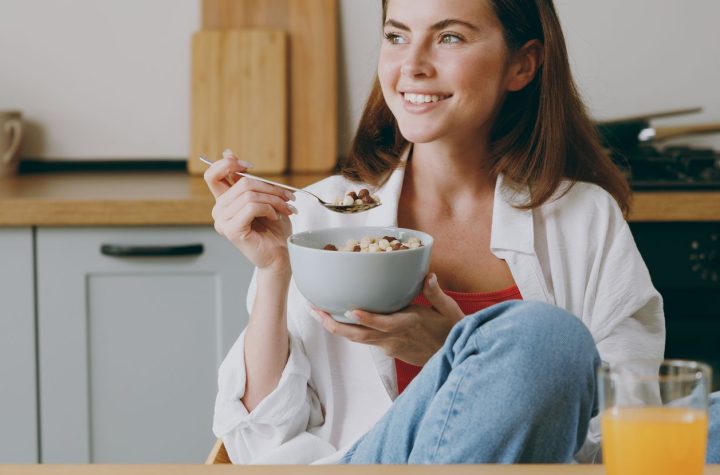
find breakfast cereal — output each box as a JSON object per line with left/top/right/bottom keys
{"left": 332, "top": 189, "right": 381, "bottom": 207}
{"left": 323, "top": 236, "right": 423, "bottom": 253}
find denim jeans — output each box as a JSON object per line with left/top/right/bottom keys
{"left": 709, "top": 392, "right": 720, "bottom": 463}
{"left": 340, "top": 300, "right": 601, "bottom": 464}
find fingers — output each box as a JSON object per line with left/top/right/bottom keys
{"left": 214, "top": 186, "right": 295, "bottom": 223}
{"left": 310, "top": 307, "right": 384, "bottom": 344}
{"left": 217, "top": 174, "right": 295, "bottom": 209}
{"left": 219, "top": 202, "right": 281, "bottom": 242}
{"left": 209, "top": 153, "right": 297, "bottom": 236}
{"left": 422, "top": 273, "right": 464, "bottom": 323}
{"left": 212, "top": 182, "right": 295, "bottom": 241}
{"left": 204, "top": 158, "right": 241, "bottom": 198}
{"left": 204, "top": 152, "right": 253, "bottom": 199}
{"left": 348, "top": 309, "right": 405, "bottom": 333}
{"left": 222, "top": 148, "right": 255, "bottom": 169}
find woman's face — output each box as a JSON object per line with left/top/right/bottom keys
{"left": 379, "top": 0, "right": 513, "bottom": 146}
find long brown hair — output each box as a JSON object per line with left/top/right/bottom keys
{"left": 341, "top": 0, "right": 631, "bottom": 214}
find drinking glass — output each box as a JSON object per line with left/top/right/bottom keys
{"left": 598, "top": 359, "right": 711, "bottom": 475}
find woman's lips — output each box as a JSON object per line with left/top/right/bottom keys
{"left": 402, "top": 92, "right": 452, "bottom": 105}
{"left": 401, "top": 92, "right": 452, "bottom": 113}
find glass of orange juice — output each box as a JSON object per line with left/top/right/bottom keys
{"left": 599, "top": 359, "right": 712, "bottom": 475}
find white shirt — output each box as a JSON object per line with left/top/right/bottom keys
{"left": 212, "top": 159, "right": 665, "bottom": 464}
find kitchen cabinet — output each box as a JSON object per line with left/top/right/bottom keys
{"left": 35, "top": 227, "right": 254, "bottom": 463}
{"left": 0, "top": 228, "right": 38, "bottom": 463}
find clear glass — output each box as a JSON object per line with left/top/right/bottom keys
{"left": 598, "top": 359, "right": 712, "bottom": 475}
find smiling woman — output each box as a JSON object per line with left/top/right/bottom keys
{"left": 345, "top": 0, "right": 630, "bottom": 215}
{"left": 205, "top": 0, "right": 686, "bottom": 466}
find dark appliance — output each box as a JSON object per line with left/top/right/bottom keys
{"left": 630, "top": 222, "right": 720, "bottom": 390}
{"left": 597, "top": 108, "right": 720, "bottom": 191}
{"left": 615, "top": 145, "right": 720, "bottom": 190}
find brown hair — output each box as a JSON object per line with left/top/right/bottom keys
{"left": 341, "top": 0, "right": 631, "bottom": 214}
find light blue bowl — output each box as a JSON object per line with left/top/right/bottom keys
{"left": 288, "top": 226, "right": 434, "bottom": 324}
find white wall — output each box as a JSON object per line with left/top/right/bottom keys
{"left": 0, "top": 0, "right": 718, "bottom": 160}
{"left": 557, "top": 0, "right": 720, "bottom": 148}
{"left": 0, "top": 0, "right": 200, "bottom": 160}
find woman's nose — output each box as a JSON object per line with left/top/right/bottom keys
{"left": 400, "top": 45, "right": 434, "bottom": 78}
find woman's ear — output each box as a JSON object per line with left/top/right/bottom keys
{"left": 506, "top": 39, "right": 544, "bottom": 92}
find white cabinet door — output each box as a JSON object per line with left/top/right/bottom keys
{"left": 0, "top": 228, "right": 38, "bottom": 463}
{"left": 36, "top": 227, "right": 253, "bottom": 463}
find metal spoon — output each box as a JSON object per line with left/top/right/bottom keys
{"left": 198, "top": 156, "right": 381, "bottom": 214}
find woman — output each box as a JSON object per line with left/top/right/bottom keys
{"left": 206, "top": 0, "right": 667, "bottom": 464}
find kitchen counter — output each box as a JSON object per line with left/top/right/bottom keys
{"left": 1, "top": 466, "right": 719, "bottom": 475}
{"left": 0, "top": 171, "right": 324, "bottom": 226}
{"left": 0, "top": 172, "right": 719, "bottom": 226}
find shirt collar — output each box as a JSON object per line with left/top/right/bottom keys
{"left": 363, "top": 147, "right": 535, "bottom": 255}
{"left": 490, "top": 174, "right": 535, "bottom": 255}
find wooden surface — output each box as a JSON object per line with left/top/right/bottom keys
{"left": 202, "top": 0, "right": 338, "bottom": 173}
{"left": 1, "top": 465, "right": 719, "bottom": 475}
{"left": 205, "top": 439, "right": 231, "bottom": 465}
{"left": 631, "top": 191, "right": 720, "bottom": 222}
{"left": 653, "top": 123, "right": 720, "bottom": 141}
{"left": 0, "top": 172, "right": 324, "bottom": 226}
{"left": 190, "top": 29, "right": 287, "bottom": 175}
{"left": 0, "top": 173, "right": 719, "bottom": 226}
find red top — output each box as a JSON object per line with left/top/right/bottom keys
{"left": 395, "top": 285, "right": 523, "bottom": 394}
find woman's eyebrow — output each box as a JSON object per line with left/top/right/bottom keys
{"left": 384, "top": 18, "right": 480, "bottom": 32}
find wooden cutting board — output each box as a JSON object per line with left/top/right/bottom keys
{"left": 202, "top": 0, "right": 338, "bottom": 173}
{"left": 189, "top": 29, "right": 287, "bottom": 175}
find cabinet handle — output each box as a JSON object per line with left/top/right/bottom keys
{"left": 100, "top": 244, "right": 204, "bottom": 257}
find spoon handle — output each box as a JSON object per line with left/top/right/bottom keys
{"left": 234, "top": 171, "right": 304, "bottom": 194}
{"left": 198, "top": 155, "right": 325, "bottom": 203}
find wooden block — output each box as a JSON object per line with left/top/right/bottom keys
{"left": 202, "top": 0, "right": 338, "bottom": 173}
{"left": 189, "top": 29, "right": 287, "bottom": 176}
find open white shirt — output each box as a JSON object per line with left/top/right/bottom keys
{"left": 212, "top": 157, "right": 665, "bottom": 464}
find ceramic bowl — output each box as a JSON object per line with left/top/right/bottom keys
{"left": 287, "top": 226, "right": 433, "bottom": 323}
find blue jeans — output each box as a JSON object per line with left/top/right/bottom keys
{"left": 340, "top": 301, "right": 601, "bottom": 463}
{"left": 709, "top": 393, "right": 720, "bottom": 463}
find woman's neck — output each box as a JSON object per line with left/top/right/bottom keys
{"left": 405, "top": 142, "right": 496, "bottom": 219}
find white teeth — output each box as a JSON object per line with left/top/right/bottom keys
{"left": 404, "top": 93, "right": 448, "bottom": 105}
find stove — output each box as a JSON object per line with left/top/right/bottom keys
{"left": 611, "top": 145, "right": 720, "bottom": 190}
{"left": 630, "top": 221, "right": 720, "bottom": 390}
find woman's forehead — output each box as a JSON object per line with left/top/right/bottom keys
{"left": 384, "top": 0, "right": 497, "bottom": 28}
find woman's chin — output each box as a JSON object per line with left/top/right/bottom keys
{"left": 397, "top": 126, "right": 443, "bottom": 145}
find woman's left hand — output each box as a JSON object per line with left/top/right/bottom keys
{"left": 312, "top": 273, "right": 465, "bottom": 366}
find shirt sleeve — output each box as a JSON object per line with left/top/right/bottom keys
{"left": 212, "top": 271, "right": 334, "bottom": 464}
{"left": 576, "top": 214, "right": 666, "bottom": 463}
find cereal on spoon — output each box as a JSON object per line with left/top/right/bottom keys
{"left": 333, "top": 189, "right": 381, "bottom": 207}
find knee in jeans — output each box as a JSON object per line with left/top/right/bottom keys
{"left": 466, "top": 300, "right": 598, "bottom": 370}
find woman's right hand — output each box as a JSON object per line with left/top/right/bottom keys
{"left": 204, "top": 150, "right": 296, "bottom": 272}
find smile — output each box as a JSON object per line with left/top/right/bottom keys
{"left": 402, "top": 92, "right": 452, "bottom": 105}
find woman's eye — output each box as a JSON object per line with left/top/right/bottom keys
{"left": 384, "top": 32, "right": 406, "bottom": 45}
{"left": 440, "top": 33, "right": 462, "bottom": 45}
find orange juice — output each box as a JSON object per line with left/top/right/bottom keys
{"left": 601, "top": 406, "right": 707, "bottom": 475}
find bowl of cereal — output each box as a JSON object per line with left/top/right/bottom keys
{"left": 288, "top": 226, "right": 433, "bottom": 324}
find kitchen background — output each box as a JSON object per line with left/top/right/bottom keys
{"left": 0, "top": 0, "right": 719, "bottom": 161}
{"left": 1, "top": 0, "right": 720, "bottom": 467}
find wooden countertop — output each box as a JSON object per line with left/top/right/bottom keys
{"left": 0, "top": 172, "right": 719, "bottom": 226}
{"left": 1, "top": 466, "right": 719, "bottom": 475}
{"left": 0, "top": 172, "right": 324, "bottom": 226}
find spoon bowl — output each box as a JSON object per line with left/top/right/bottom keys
{"left": 198, "top": 156, "right": 381, "bottom": 214}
